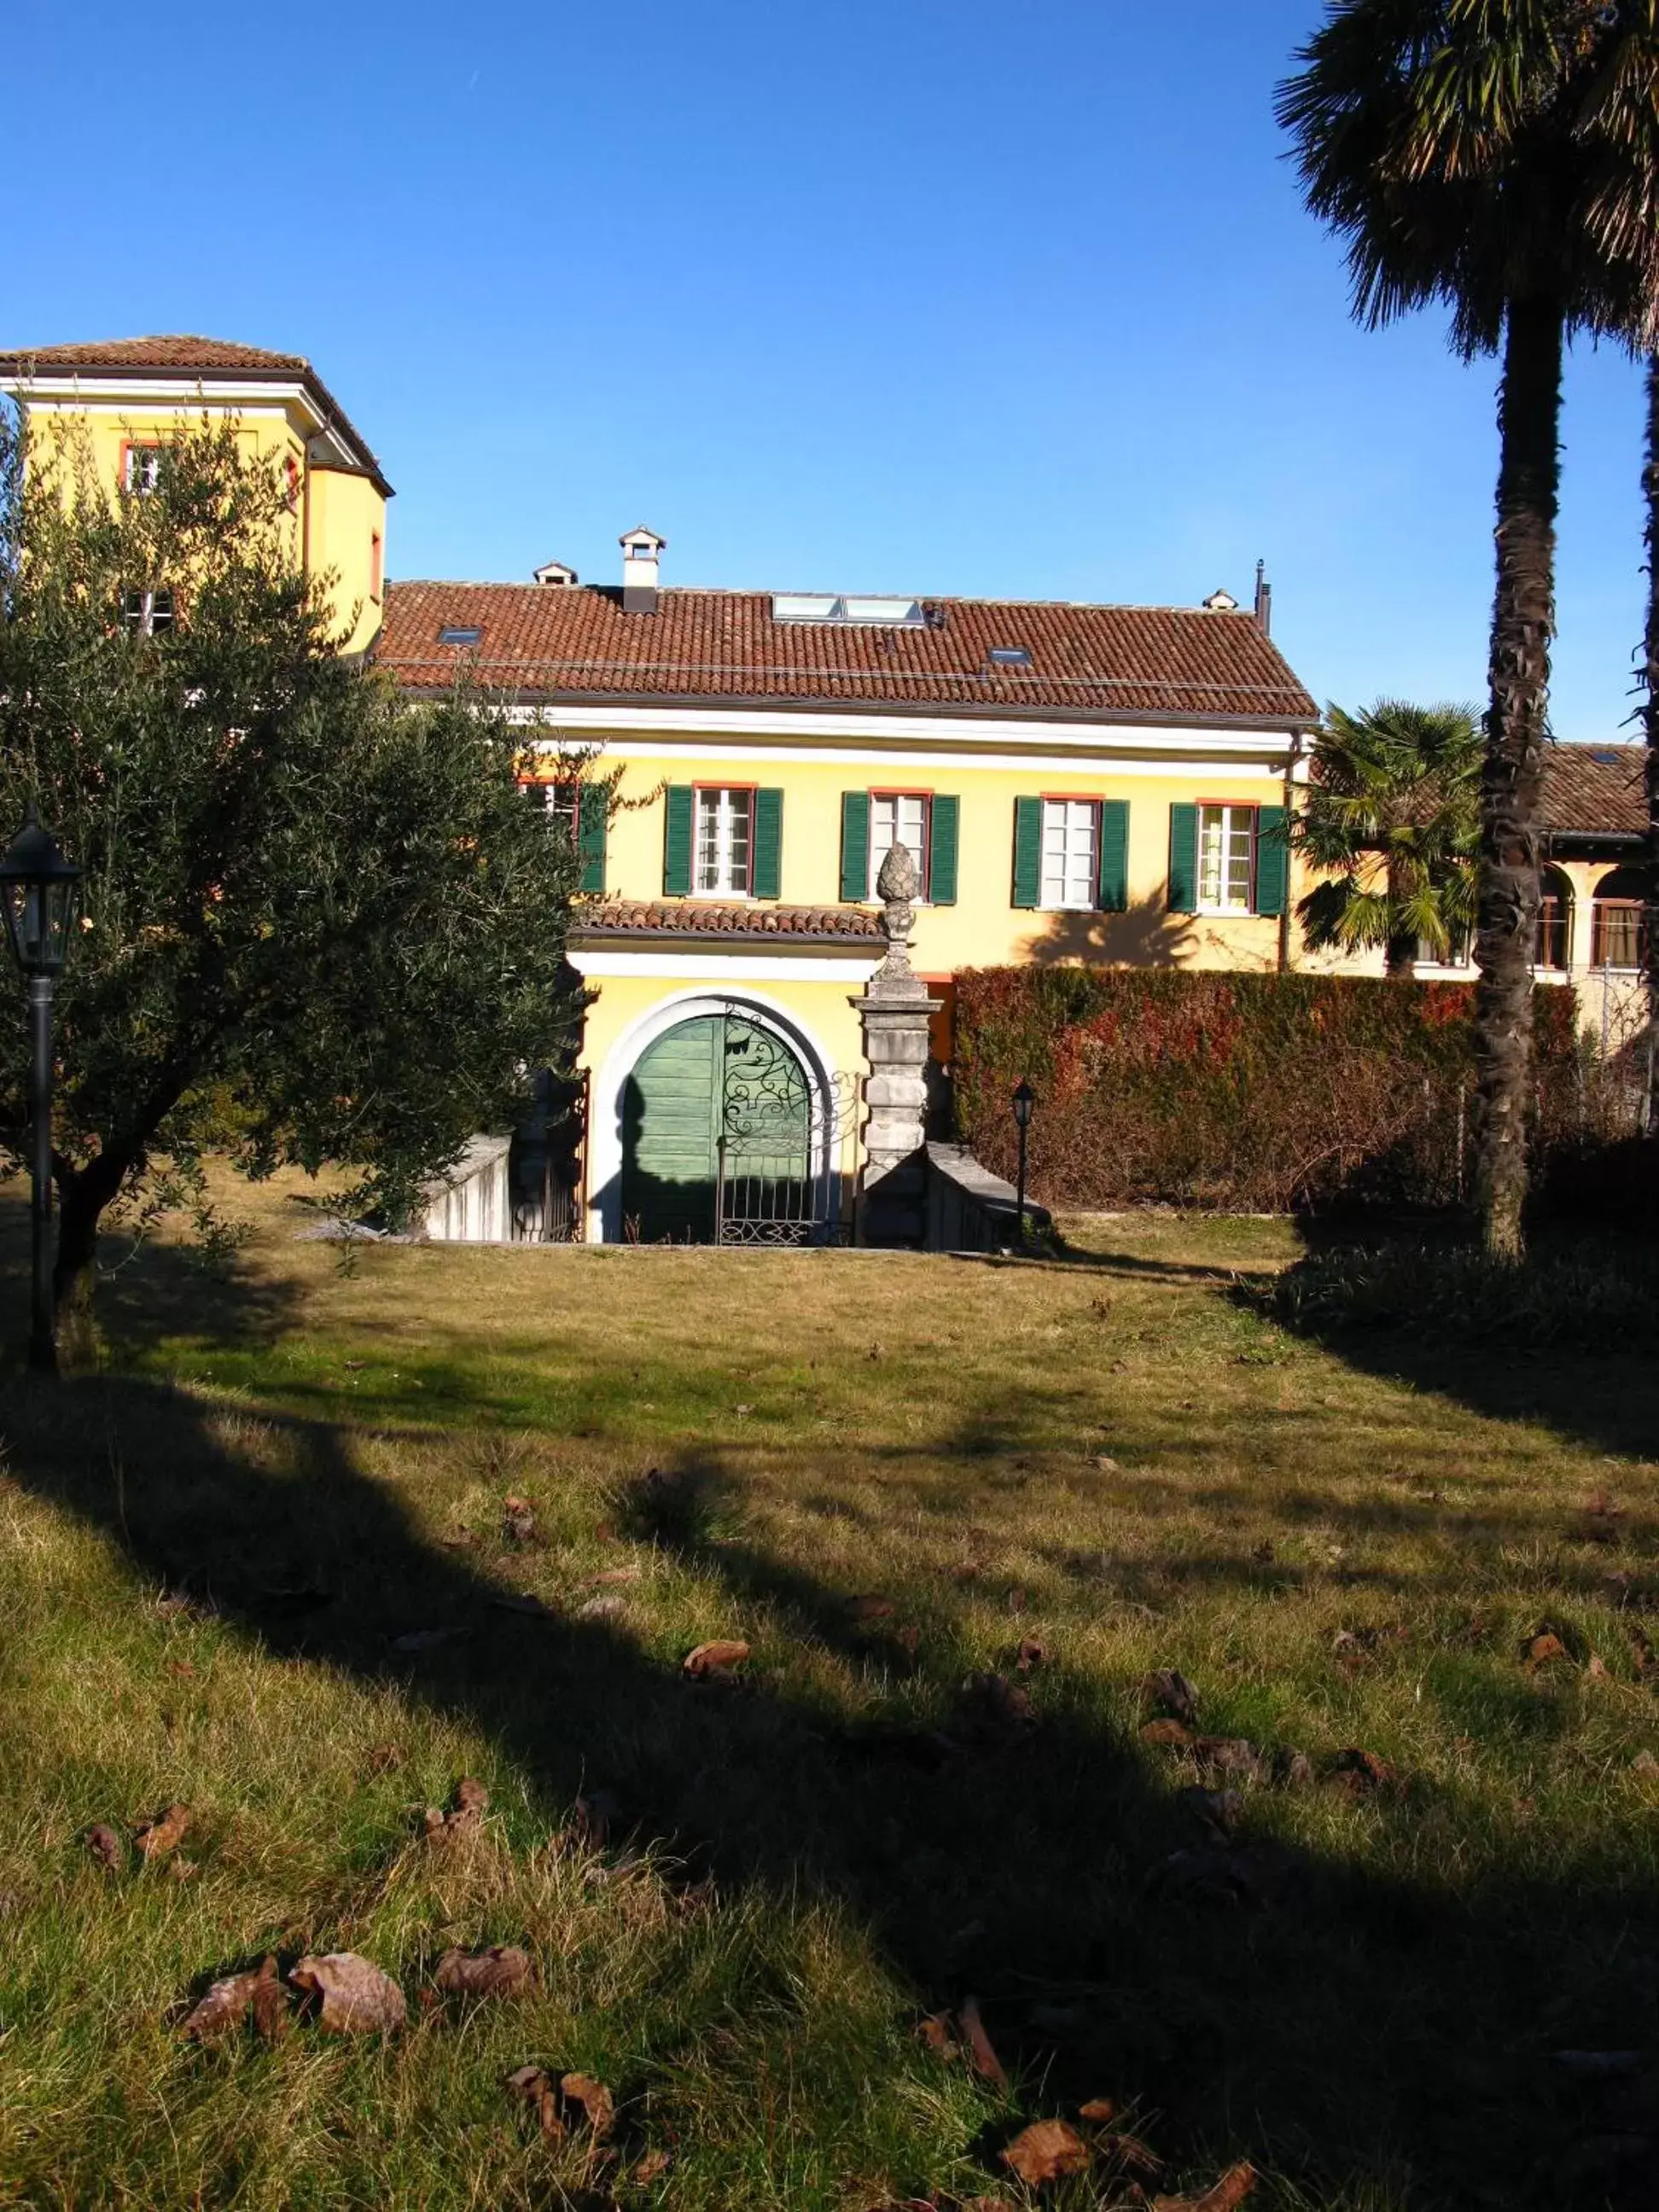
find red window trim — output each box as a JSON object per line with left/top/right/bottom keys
{"left": 691, "top": 781, "right": 759, "bottom": 897}
{"left": 1193, "top": 798, "right": 1262, "bottom": 914}
{"left": 868, "top": 788, "right": 934, "bottom": 900}
{"left": 118, "top": 437, "right": 167, "bottom": 493}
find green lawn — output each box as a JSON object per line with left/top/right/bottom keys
{"left": 1, "top": 1183, "right": 1656, "bottom": 2210}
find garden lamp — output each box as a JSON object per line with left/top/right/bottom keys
{"left": 0, "top": 803, "right": 82, "bottom": 1371}
{"left": 1011, "top": 1079, "right": 1035, "bottom": 1246}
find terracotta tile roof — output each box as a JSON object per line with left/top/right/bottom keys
{"left": 377, "top": 581, "right": 1318, "bottom": 725}
{"left": 0, "top": 335, "right": 311, "bottom": 374}
{"left": 0, "top": 335, "right": 392, "bottom": 498}
{"left": 574, "top": 899, "right": 882, "bottom": 941}
{"left": 1540, "top": 742, "right": 1646, "bottom": 839}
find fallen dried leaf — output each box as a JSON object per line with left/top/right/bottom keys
{"left": 1193, "top": 1737, "right": 1267, "bottom": 1782}
{"left": 1140, "top": 1717, "right": 1194, "bottom": 1749}
{"left": 503, "top": 1494, "right": 538, "bottom": 1544}
{"left": 492, "top": 1592, "right": 558, "bottom": 1619}
{"left": 169, "top": 1856, "right": 200, "bottom": 1883}
{"left": 84, "top": 1823, "right": 124, "bottom": 1872}
{"left": 579, "top": 1593, "right": 627, "bottom": 1621}
{"left": 167, "top": 1659, "right": 197, "bottom": 1678}
{"left": 684, "top": 1639, "right": 750, "bottom": 1678}
{"left": 435, "top": 1944, "right": 533, "bottom": 1999}
{"left": 249, "top": 1954, "right": 289, "bottom": 2040}
{"left": 506, "top": 2063, "right": 564, "bottom": 2142}
{"left": 1000, "top": 2118, "right": 1090, "bottom": 2185}
{"left": 959, "top": 1994, "right": 1008, "bottom": 2088}
{"left": 1093, "top": 1453, "right": 1121, "bottom": 1471}
{"left": 1151, "top": 2159, "right": 1258, "bottom": 2211}
{"left": 183, "top": 1966, "right": 259, "bottom": 2040}
{"left": 1102, "top": 2130, "right": 1165, "bottom": 2176}
{"left": 183, "top": 1954, "right": 286, "bottom": 2041}
{"left": 917, "top": 2011, "right": 957, "bottom": 2056}
{"left": 1077, "top": 2095, "right": 1117, "bottom": 2122}
{"left": 391, "top": 1627, "right": 464, "bottom": 1653}
{"left": 1528, "top": 1633, "right": 1569, "bottom": 1668}
{"left": 1016, "top": 1637, "right": 1049, "bottom": 1673}
{"left": 1326, "top": 1748, "right": 1394, "bottom": 1795}
{"left": 633, "top": 2149, "right": 672, "bottom": 2185}
{"left": 289, "top": 1952, "right": 406, "bottom": 2034}
{"left": 846, "top": 1593, "right": 896, "bottom": 1621}
{"left": 1587, "top": 1652, "right": 1610, "bottom": 1680}
{"left": 561, "top": 2071, "right": 614, "bottom": 2136}
{"left": 1633, "top": 1749, "right": 1659, "bottom": 1778}
{"left": 958, "top": 1673, "right": 1035, "bottom": 1741}
{"left": 364, "top": 1743, "right": 404, "bottom": 1775}
{"left": 589, "top": 1565, "right": 640, "bottom": 1586}
{"left": 1140, "top": 1669, "right": 1199, "bottom": 1726}
{"left": 134, "top": 1803, "right": 192, "bottom": 1860}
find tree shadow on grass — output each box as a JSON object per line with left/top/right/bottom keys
{"left": 1243, "top": 1220, "right": 1659, "bottom": 1465}
{"left": 3, "top": 1347, "right": 1657, "bottom": 2210}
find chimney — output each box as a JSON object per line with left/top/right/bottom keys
{"left": 620, "top": 525, "right": 666, "bottom": 614}
{"left": 1254, "top": 558, "right": 1272, "bottom": 636}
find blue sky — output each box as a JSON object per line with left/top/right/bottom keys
{"left": 10, "top": 0, "right": 1649, "bottom": 739}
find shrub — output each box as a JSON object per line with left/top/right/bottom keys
{"left": 952, "top": 968, "right": 1594, "bottom": 1214}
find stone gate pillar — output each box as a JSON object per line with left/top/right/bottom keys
{"left": 854, "top": 842, "right": 941, "bottom": 1247}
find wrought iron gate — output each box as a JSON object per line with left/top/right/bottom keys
{"left": 713, "top": 1011, "right": 855, "bottom": 1246}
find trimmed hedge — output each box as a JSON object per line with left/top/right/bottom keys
{"left": 952, "top": 968, "right": 1591, "bottom": 1214}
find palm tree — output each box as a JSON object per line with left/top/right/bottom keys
{"left": 1278, "top": 2, "right": 1632, "bottom": 1257}
{"left": 1293, "top": 700, "right": 1481, "bottom": 976}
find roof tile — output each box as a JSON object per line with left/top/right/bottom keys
{"left": 378, "top": 580, "right": 1318, "bottom": 725}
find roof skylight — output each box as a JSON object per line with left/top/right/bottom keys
{"left": 987, "top": 645, "right": 1032, "bottom": 667}
{"left": 439, "top": 624, "right": 482, "bottom": 647}
{"left": 771, "top": 593, "right": 923, "bottom": 627}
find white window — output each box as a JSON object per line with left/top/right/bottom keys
{"left": 1040, "top": 798, "right": 1098, "bottom": 910}
{"left": 122, "top": 587, "right": 174, "bottom": 635}
{"left": 695, "top": 786, "right": 753, "bottom": 895}
{"left": 869, "top": 793, "right": 929, "bottom": 900}
{"left": 1197, "top": 804, "right": 1255, "bottom": 912}
{"left": 125, "top": 445, "right": 166, "bottom": 494}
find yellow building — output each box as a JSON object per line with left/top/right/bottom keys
{"left": 376, "top": 542, "right": 1321, "bottom": 1242}
{"left": 0, "top": 335, "right": 392, "bottom": 654}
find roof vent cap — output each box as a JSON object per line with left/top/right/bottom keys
{"left": 534, "top": 558, "right": 579, "bottom": 587}
{"left": 1202, "top": 588, "right": 1239, "bottom": 613}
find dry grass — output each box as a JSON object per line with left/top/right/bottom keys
{"left": 0, "top": 1176, "right": 1656, "bottom": 2209}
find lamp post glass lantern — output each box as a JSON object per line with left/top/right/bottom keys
{"left": 0, "top": 804, "right": 82, "bottom": 1371}
{"left": 1011, "top": 1079, "right": 1034, "bottom": 1245}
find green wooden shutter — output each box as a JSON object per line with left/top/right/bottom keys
{"left": 663, "top": 784, "right": 693, "bottom": 896}
{"left": 578, "top": 787, "right": 607, "bottom": 894}
{"left": 752, "top": 788, "right": 783, "bottom": 899}
{"left": 929, "top": 794, "right": 959, "bottom": 905}
{"left": 1254, "top": 805, "right": 1288, "bottom": 917}
{"left": 840, "top": 791, "right": 870, "bottom": 902}
{"left": 1096, "top": 799, "right": 1128, "bottom": 911}
{"left": 1167, "top": 803, "right": 1198, "bottom": 913}
{"left": 1012, "top": 796, "right": 1043, "bottom": 909}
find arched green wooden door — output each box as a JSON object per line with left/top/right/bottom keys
{"left": 620, "top": 1012, "right": 812, "bottom": 1244}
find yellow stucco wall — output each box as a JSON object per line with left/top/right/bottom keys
{"left": 556, "top": 748, "right": 1292, "bottom": 972}
{"left": 13, "top": 400, "right": 384, "bottom": 650}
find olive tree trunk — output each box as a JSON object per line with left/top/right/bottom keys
{"left": 1473, "top": 296, "right": 1562, "bottom": 1260}
{"left": 1644, "top": 354, "right": 1659, "bottom": 1135}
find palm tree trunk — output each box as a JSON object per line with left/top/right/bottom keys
{"left": 1384, "top": 854, "right": 1417, "bottom": 976}
{"left": 1644, "top": 355, "right": 1659, "bottom": 1136}
{"left": 1472, "top": 295, "right": 1562, "bottom": 1260}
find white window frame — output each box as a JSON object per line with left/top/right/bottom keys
{"left": 122, "top": 587, "right": 174, "bottom": 636}
{"left": 868, "top": 792, "right": 931, "bottom": 902}
{"left": 694, "top": 785, "right": 754, "bottom": 898}
{"left": 1039, "top": 796, "right": 1100, "bottom": 912}
{"left": 1196, "top": 802, "right": 1257, "bottom": 915}
{"left": 124, "top": 444, "right": 166, "bottom": 494}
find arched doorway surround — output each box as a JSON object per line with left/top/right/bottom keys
{"left": 587, "top": 991, "right": 843, "bottom": 1244}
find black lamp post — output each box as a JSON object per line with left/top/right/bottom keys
{"left": 1011, "top": 1078, "right": 1035, "bottom": 1246}
{"left": 0, "top": 805, "right": 82, "bottom": 1372}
